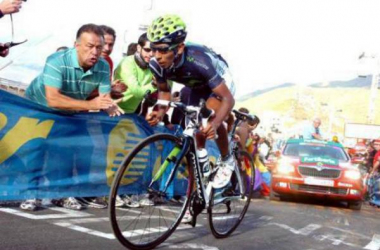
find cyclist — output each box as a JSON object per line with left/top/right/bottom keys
{"left": 145, "top": 14, "right": 236, "bottom": 190}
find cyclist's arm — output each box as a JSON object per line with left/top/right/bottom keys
{"left": 210, "top": 81, "right": 235, "bottom": 128}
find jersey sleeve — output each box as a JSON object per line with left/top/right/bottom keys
{"left": 194, "top": 54, "right": 224, "bottom": 89}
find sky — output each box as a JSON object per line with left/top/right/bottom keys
{"left": 0, "top": 0, "right": 380, "bottom": 98}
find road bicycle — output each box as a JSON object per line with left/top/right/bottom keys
{"left": 109, "top": 99, "right": 257, "bottom": 250}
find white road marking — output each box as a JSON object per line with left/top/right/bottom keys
{"left": 268, "top": 223, "right": 322, "bottom": 236}
{"left": 0, "top": 207, "right": 92, "bottom": 220}
{"left": 314, "top": 234, "right": 360, "bottom": 247}
{"left": 53, "top": 221, "right": 202, "bottom": 240}
{"left": 211, "top": 215, "right": 239, "bottom": 220}
{"left": 364, "top": 234, "right": 380, "bottom": 250}
{"left": 327, "top": 226, "right": 372, "bottom": 240}
{"left": 54, "top": 222, "right": 115, "bottom": 239}
{"left": 164, "top": 243, "right": 219, "bottom": 249}
{"left": 334, "top": 217, "right": 350, "bottom": 226}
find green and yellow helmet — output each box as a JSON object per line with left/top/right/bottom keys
{"left": 147, "top": 14, "right": 187, "bottom": 44}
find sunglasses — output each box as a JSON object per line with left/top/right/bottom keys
{"left": 150, "top": 44, "right": 178, "bottom": 53}
{"left": 142, "top": 47, "right": 152, "bottom": 53}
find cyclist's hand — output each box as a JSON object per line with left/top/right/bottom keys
{"left": 146, "top": 111, "right": 162, "bottom": 126}
{"left": 200, "top": 122, "right": 217, "bottom": 140}
{"left": 88, "top": 94, "right": 114, "bottom": 110}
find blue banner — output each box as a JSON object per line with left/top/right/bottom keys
{"left": 0, "top": 89, "right": 220, "bottom": 201}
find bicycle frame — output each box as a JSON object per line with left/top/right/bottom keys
{"left": 149, "top": 100, "right": 249, "bottom": 210}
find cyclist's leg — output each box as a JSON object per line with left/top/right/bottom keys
{"left": 207, "top": 70, "right": 236, "bottom": 189}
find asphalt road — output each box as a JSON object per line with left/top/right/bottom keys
{"left": 1, "top": 197, "right": 380, "bottom": 250}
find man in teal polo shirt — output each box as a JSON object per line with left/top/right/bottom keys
{"left": 22, "top": 24, "right": 122, "bottom": 212}
{"left": 25, "top": 23, "right": 122, "bottom": 116}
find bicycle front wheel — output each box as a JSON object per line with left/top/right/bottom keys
{"left": 109, "top": 133, "right": 193, "bottom": 250}
{"left": 208, "top": 150, "right": 254, "bottom": 238}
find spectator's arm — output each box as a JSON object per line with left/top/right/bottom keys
{"left": 45, "top": 86, "right": 113, "bottom": 111}
{"left": 370, "top": 159, "right": 379, "bottom": 176}
{"left": 114, "top": 58, "right": 155, "bottom": 102}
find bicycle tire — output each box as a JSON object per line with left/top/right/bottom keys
{"left": 208, "top": 150, "right": 254, "bottom": 238}
{"left": 109, "top": 133, "right": 194, "bottom": 250}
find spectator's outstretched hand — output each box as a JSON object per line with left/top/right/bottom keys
{"left": 0, "top": 43, "right": 9, "bottom": 57}
{"left": 88, "top": 94, "right": 114, "bottom": 110}
{"left": 105, "top": 98, "right": 124, "bottom": 117}
{"left": 0, "top": 0, "right": 23, "bottom": 15}
{"left": 111, "top": 79, "right": 127, "bottom": 99}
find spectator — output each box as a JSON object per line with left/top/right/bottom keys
{"left": 0, "top": 0, "right": 23, "bottom": 57}
{"left": 114, "top": 33, "right": 156, "bottom": 114}
{"left": 86, "top": 25, "right": 126, "bottom": 100}
{"left": 25, "top": 23, "right": 122, "bottom": 115}
{"left": 258, "top": 136, "right": 271, "bottom": 162}
{"left": 125, "top": 42, "right": 138, "bottom": 56}
{"left": 303, "top": 117, "right": 324, "bottom": 140}
{"left": 22, "top": 24, "right": 123, "bottom": 211}
{"left": 370, "top": 139, "right": 380, "bottom": 177}
{"left": 362, "top": 141, "right": 376, "bottom": 174}
{"left": 235, "top": 107, "right": 259, "bottom": 150}
{"left": 249, "top": 133, "right": 271, "bottom": 198}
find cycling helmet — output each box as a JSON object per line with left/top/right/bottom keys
{"left": 147, "top": 14, "right": 187, "bottom": 44}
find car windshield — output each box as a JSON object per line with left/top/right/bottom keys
{"left": 283, "top": 143, "right": 349, "bottom": 161}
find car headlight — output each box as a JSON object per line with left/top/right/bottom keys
{"left": 344, "top": 170, "right": 361, "bottom": 180}
{"left": 277, "top": 159, "right": 295, "bottom": 174}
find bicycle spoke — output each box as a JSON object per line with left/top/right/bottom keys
{"left": 109, "top": 134, "right": 193, "bottom": 250}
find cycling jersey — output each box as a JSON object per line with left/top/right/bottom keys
{"left": 149, "top": 42, "right": 234, "bottom": 92}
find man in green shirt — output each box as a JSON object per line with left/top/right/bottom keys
{"left": 114, "top": 33, "right": 156, "bottom": 114}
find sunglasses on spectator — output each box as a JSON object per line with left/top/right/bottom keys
{"left": 150, "top": 44, "right": 178, "bottom": 53}
{"left": 142, "top": 47, "right": 152, "bottom": 53}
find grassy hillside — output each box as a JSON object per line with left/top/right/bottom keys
{"left": 236, "top": 86, "right": 380, "bottom": 136}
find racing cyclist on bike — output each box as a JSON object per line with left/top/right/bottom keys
{"left": 145, "top": 14, "right": 236, "bottom": 190}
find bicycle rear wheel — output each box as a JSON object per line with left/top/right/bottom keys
{"left": 208, "top": 150, "right": 254, "bottom": 238}
{"left": 109, "top": 133, "right": 193, "bottom": 250}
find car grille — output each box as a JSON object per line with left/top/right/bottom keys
{"left": 298, "top": 166, "right": 341, "bottom": 179}
{"left": 290, "top": 184, "right": 348, "bottom": 195}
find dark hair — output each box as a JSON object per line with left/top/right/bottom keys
{"left": 76, "top": 24, "right": 104, "bottom": 42}
{"left": 99, "top": 25, "right": 116, "bottom": 40}
{"left": 238, "top": 107, "right": 249, "bottom": 114}
{"left": 138, "top": 33, "right": 149, "bottom": 47}
{"left": 126, "top": 43, "right": 138, "bottom": 56}
{"left": 56, "top": 46, "right": 69, "bottom": 52}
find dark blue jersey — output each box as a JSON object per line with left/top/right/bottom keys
{"left": 149, "top": 42, "right": 229, "bottom": 90}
